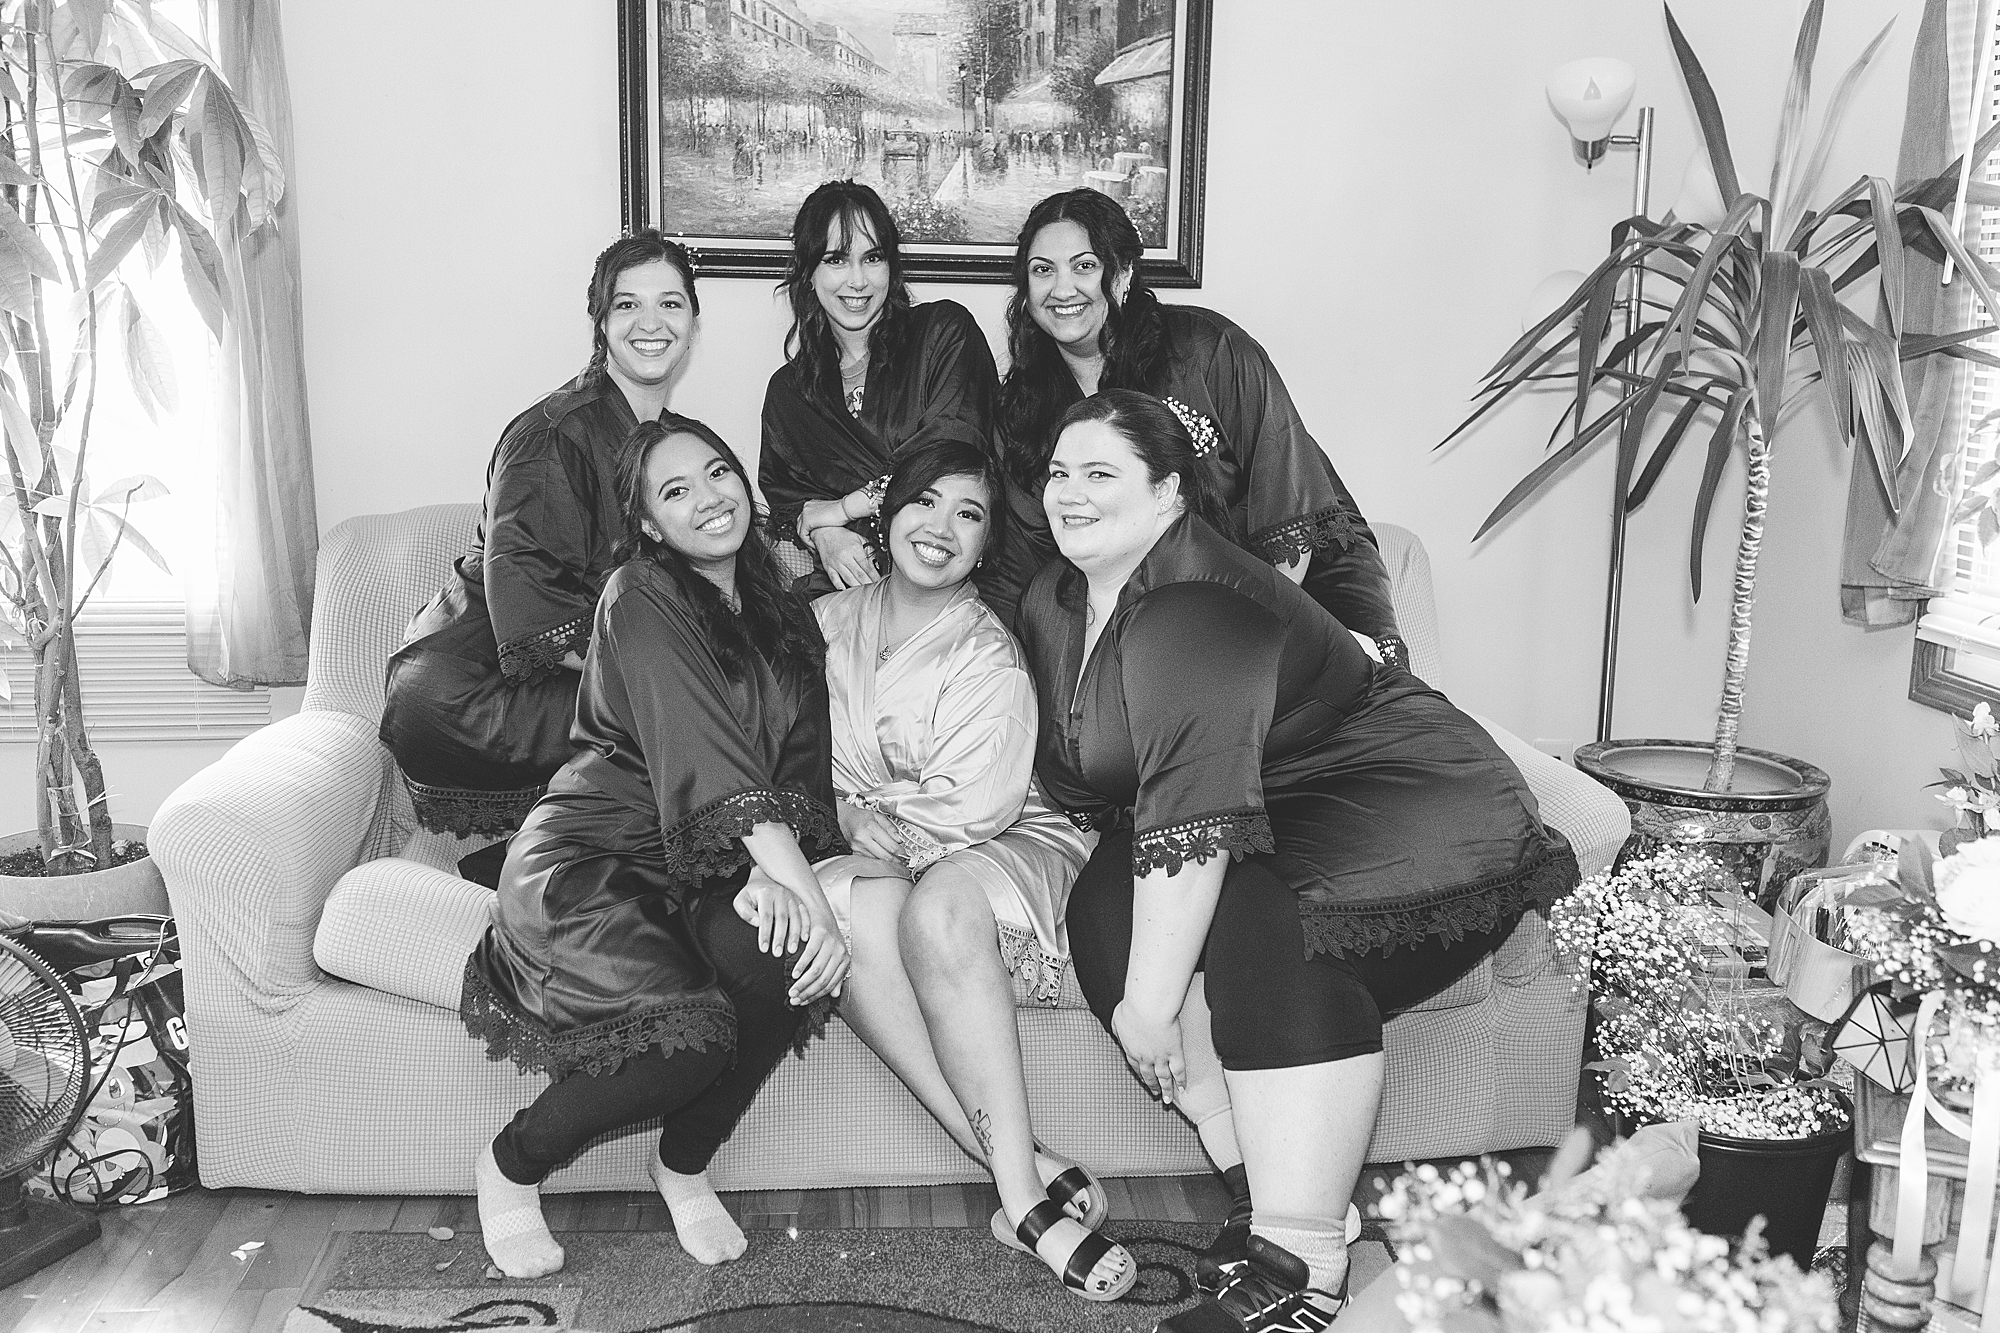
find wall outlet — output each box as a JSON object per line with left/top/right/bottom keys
{"left": 1533, "top": 738, "right": 1577, "bottom": 765}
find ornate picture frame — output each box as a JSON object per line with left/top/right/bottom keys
{"left": 617, "top": 0, "right": 1212, "bottom": 286}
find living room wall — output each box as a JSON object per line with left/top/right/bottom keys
{"left": 27, "top": 0, "right": 1947, "bottom": 849}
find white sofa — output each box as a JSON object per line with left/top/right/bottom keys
{"left": 150, "top": 504, "right": 1628, "bottom": 1195}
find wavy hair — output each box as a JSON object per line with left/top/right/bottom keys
{"left": 997, "top": 190, "right": 1170, "bottom": 491}
{"left": 613, "top": 416, "right": 823, "bottom": 682}
{"left": 583, "top": 231, "right": 700, "bottom": 386}
{"left": 1052, "top": 390, "right": 1230, "bottom": 538}
{"left": 880, "top": 439, "right": 1008, "bottom": 579}
{"left": 777, "top": 181, "right": 916, "bottom": 406}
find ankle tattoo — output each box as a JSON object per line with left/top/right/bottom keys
{"left": 971, "top": 1109, "right": 993, "bottom": 1160}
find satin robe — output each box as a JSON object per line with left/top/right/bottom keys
{"left": 808, "top": 581, "right": 1092, "bottom": 1003}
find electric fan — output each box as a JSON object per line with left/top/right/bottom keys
{"left": 0, "top": 933, "right": 97, "bottom": 1287}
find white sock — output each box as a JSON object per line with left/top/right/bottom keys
{"left": 1254, "top": 1217, "right": 1348, "bottom": 1296}
{"left": 476, "top": 1143, "right": 564, "bottom": 1278}
{"left": 649, "top": 1159, "right": 747, "bottom": 1264}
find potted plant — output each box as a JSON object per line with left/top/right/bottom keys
{"left": 0, "top": 1, "right": 278, "bottom": 907}
{"left": 1447, "top": 1, "right": 1997, "bottom": 902}
{"left": 1550, "top": 848, "right": 1853, "bottom": 1266}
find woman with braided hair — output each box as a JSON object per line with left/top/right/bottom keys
{"left": 382, "top": 232, "right": 699, "bottom": 853}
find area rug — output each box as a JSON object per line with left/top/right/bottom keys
{"left": 287, "top": 1222, "right": 1396, "bottom": 1333}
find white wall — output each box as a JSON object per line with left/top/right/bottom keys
{"left": 31, "top": 0, "right": 1953, "bottom": 847}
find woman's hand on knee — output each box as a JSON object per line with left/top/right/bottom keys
{"left": 734, "top": 874, "right": 807, "bottom": 957}
{"left": 1111, "top": 999, "right": 1187, "bottom": 1106}
{"left": 787, "top": 904, "right": 850, "bottom": 1006}
{"left": 838, "top": 804, "right": 905, "bottom": 862}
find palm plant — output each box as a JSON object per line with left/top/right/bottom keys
{"left": 1451, "top": 1, "right": 1999, "bottom": 792}
{"left": 0, "top": 1, "right": 278, "bottom": 873}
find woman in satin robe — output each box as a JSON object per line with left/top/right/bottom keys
{"left": 786, "top": 439, "right": 1135, "bottom": 1303}
{"left": 759, "top": 181, "right": 1000, "bottom": 593}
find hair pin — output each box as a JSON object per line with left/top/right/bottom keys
{"left": 1163, "top": 397, "right": 1220, "bottom": 458}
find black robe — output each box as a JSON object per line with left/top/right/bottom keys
{"left": 984, "top": 304, "right": 1404, "bottom": 660}
{"left": 1016, "top": 513, "right": 1575, "bottom": 959}
{"left": 459, "top": 559, "right": 842, "bottom": 1077}
{"left": 759, "top": 300, "right": 998, "bottom": 585}
{"left": 380, "top": 373, "right": 643, "bottom": 836}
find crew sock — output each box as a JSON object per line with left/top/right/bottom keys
{"left": 476, "top": 1142, "right": 565, "bottom": 1278}
{"left": 1253, "top": 1215, "right": 1348, "bottom": 1297}
{"left": 650, "top": 1159, "right": 748, "bottom": 1264}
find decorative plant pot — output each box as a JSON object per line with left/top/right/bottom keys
{"left": 1681, "top": 1110, "right": 1853, "bottom": 1268}
{"left": 1574, "top": 739, "right": 1831, "bottom": 908}
{"left": 0, "top": 823, "right": 170, "bottom": 922}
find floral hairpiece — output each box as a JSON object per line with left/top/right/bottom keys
{"left": 1163, "top": 397, "right": 1219, "bottom": 458}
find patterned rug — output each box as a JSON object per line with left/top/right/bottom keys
{"left": 286, "top": 1222, "right": 1397, "bottom": 1333}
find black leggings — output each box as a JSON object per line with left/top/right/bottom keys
{"left": 491, "top": 901, "right": 801, "bottom": 1184}
{"left": 1066, "top": 829, "right": 1519, "bottom": 1069}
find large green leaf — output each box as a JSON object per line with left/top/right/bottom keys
{"left": 1666, "top": 5, "right": 1742, "bottom": 202}
{"left": 82, "top": 200, "right": 152, "bottom": 290}
{"left": 60, "top": 62, "right": 122, "bottom": 124}
{"left": 1667, "top": 196, "right": 1758, "bottom": 361}
{"left": 1482, "top": 243, "right": 1634, "bottom": 382}
{"left": 168, "top": 201, "right": 226, "bottom": 339}
{"left": 134, "top": 59, "right": 201, "bottom": 139}
{"left": 1779, "top": 18, "right": 1896, "bottom": 235}
{"left": 1574, "top": 264, "right": 1622, "bottom": 431}
{"left": 1868, "top": 177, "right": 1904, "bottom": 341}
{"left": 1627, "top": 389, "right": 1711, "bottom": 511}
{"left": 189, "top": 69, "right": 246, "bottom": 230}
{"left": 1475, "top": 383, "right": 1651, "bottom": 539}
{"left": 118, "top": 286, "right": 174, "bottom": 420}
{"left": 1753, "top": 250, "right": 1801, "bottom": 448}
{"left": 1797, "top": 265, "right": 1851, "bottom": 443}
{"left": 67, "top": 0, "right": 110, "bottom": 52}
{"left": 89, "top": 181, "right": 156, "bottom": 229}
{"left": 0, "top": 197, "right": 61, "bottom": 317}
{"left": 1768, "top": 0, "right": 1824, "bottom": 221}
{"left": 1438, "top": 327, "right": 1583, "bottom": 450}
{"left": 1689, "top": 391, "right": 1748, "bottom": 600}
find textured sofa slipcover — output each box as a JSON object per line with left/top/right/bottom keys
{"left": 152, "top": 504, "right": 1627, "bottom": 1195}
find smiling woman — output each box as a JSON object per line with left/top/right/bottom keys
{"left": 378, "top": 232, "right": 700, "bottom": 846}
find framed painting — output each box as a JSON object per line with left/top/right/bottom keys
{"left": 617, "top": 0, "right": 1212, "bottom": 286}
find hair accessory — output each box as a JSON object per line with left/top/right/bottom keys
{"left": 673, "top": 235, "right": 706, "bottom": 274}
{"left": 1162, "top": 397, "right": 1220, "bottom": 458}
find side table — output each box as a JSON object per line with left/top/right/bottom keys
{"left": 1854, "top": 1078, "right": 1986, "bottom": 1330}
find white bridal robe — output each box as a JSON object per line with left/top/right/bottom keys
{"left": 809, "top": 580, "right": 1093, "bottom": 1003}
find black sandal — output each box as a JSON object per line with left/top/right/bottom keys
{"left": 991, "top": 1200, "right": 1137, "bottom": 1302}
{"left": 1044, "top": 1162, "right": 1109, "bottom": 1228}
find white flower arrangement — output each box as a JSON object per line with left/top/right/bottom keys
{"left": 1549, "top": 850, "right": 1851, "bottom": 1139}
{"left": 1846, "top": 835, "right": 2000, "bottom": 1073}
{"left": 1379, "top": 1148, "right": 1838, "bottom": 1333}
{"left": 1932, "top": 702, "right": 2000, "bottom": 840}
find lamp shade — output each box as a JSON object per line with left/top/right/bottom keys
{"left": 1669, "top": 151, "right": 1727, "bottom": 229}
{"left": 1546, "top": 58, "right": 1636, "bottom": 143}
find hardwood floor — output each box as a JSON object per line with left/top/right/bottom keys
{"left": 0, "top": 1176, "right": 1233, "bottom": 1333}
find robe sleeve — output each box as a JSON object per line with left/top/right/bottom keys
{"left": 864, "top": 644, "right": 1039, "bottom": 871}
{"left": 600, "top": 578, "right": 841, "bottom": 884}
{"left": 485, "top": 433, "right": 600, "bottom": 684}
{"left": 1119, "top": 582, "right": 1282, "bottom": 877}
{"left": 1204, "top": 323, "right": 1403, "bottom": 647}
{"left": 900, "top": 303, "right": 998, "bottom": 453}
{"left": 757, "top": 380, "right": 825, "bottom": 542}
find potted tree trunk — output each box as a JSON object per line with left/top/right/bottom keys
{"left": 1450, "top": 1, "right": 1994, "bottom": 902}
{"left": 0, "top": 1, "right": 279, "bottom": 913}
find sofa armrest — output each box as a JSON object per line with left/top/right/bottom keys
{"left": 151, "top": 710, "right": 390, "bottom": 1003}
{"left": 1469, "top": 713, "right": 1630, "bottom": 881}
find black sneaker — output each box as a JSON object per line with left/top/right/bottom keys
{"left": 1194, "top": 1163, "right": 1253, "bottom": 1294}
{"left": 1156, "top": 1235, "right": 1345, "bottom": 1333}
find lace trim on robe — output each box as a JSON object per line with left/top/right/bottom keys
{"left": 459, "top": 958, "right": 736, "bottom": 1078}
{"left": 405, "top": 778, "right": 544, "bottom": 839}
{"left": 1250, "top": 505, "right": 1369, "bottom": 566}
{"left": 1297, "top": 837, "right": 1582, "bottom": 960}
{"left": 660, "top": 788, "right": 846, "bottom": 888}
{"left": 1374, "top": 635, "right": 1410, "bottom": 672}
{"left": 1062, "top": 807, "right": 1123, "bottom": 835}
{"left": 497, "top": 616, "right": 592, "bottom": 685}
{"left": 895, "top": 817, "right": 949, "bottom": 873}
{"left": 1132, "top": 810, "right": 1276, "bottom": 877}
{"left": 996, "top": 921, "right": 1068, "bottom": 1007}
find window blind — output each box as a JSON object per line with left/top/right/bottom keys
{"left": 0, "top": 602, "right": 271, "bottom": 743}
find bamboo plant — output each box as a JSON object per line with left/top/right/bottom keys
{"left": 1449, "top": 0, "right": 2000, "bottom": 792}
{"left": 0, "top": 0, "right": 278, "bottom": 873}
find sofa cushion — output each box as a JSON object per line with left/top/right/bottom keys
{"left": 315, "top": 857, "right": 492, "bottom": 1010}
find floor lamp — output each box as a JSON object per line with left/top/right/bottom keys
{"left": 1546, "top": 58, "right": 1654, "bottom": 744}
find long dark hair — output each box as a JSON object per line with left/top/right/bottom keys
{"left": 778, "top": 181, "right": 916, "bottom": 406}
{"left": 583, "top": 231, "right": 700, "bottom": 386}
{"left": 1051, "top": 390, "right": 1230, "bottom": 538}
{"left": 613, "top": 416, "right": 823, "bottom": 681}
{"left": 997, "top": 190, "right": 1170, "bottom": 491}
{"left": 880, "top": 439, "right": 1009, "bottom": 580}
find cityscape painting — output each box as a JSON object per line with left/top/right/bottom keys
{"left": 617, "top": 0, "right": 1212, "bottom": 284}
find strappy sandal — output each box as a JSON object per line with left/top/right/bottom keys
{"left": 991, "top": 1200, "right": 1137, "bottom": 1302}
{"left": 1043, "top": 1160, "right": 1109, "bottom": 1229}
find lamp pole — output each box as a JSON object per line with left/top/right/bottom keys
{"left": 1594, "top": 106, "right": 1654, "bottom": 744}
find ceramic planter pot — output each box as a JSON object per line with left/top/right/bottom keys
{"left": 1574, "top": 739, "right": 1832, "bottom": 908}
{"left": 0, "top": 822, "right": 170, "bottom": 922}
{"left": 1681, "top": 1110, "right": 1853, "bottom": 1267}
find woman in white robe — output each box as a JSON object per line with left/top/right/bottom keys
{"left": 800, "top": 440, "right": 1135, "bottom": 1303}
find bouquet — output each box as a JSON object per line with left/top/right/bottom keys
{"left": 1376, "top": 1133, "right": 1838, "bottom": 1332}
{"left": 1550, "top": 850, "right": 1850, "bottom": 1139}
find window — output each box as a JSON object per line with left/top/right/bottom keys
{"left": 0, "top": 0, "right": 269, "bottom": 743}
{"left": 1913, "top": 14, "right": 2000, "bottom": 714}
